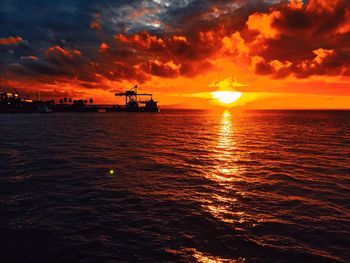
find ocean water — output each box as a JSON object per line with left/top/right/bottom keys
{"left": 0, "top": 110, "right": 349, "bottom": 263}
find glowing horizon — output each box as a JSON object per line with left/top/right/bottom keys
{"left": 211, "top": 91, "right": 242, "bottom": 106}
{"left": 1, "top": 0, "right": 350, "bottom": 109}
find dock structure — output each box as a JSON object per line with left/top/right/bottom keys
{"left": 0, "top": 86, "right": 159, "bottom": 113}
{"left": 0, "top": 90, "right": 53, "bottom": 113}
{"left": 115, "top": 85, "right": 159, "bottom": 112}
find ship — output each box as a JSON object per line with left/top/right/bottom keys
{"left": 115, "top": 85, "right": 159, "bottom": 112}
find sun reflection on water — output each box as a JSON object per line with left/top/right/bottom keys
{"left": 190, "top": 248, "right": 246, "bottom": 263}
{"left": 201, "top": 110, "right": 246, "bottom": 230}
{"left": 214, "top": 110, "right": 239, "bottom": 180}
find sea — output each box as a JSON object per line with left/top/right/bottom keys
{"left": 0, "top": 110, "right": 349, "bottom": 263}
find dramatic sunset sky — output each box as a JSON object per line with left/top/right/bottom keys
{"left": 1, "top": 0, "right": 350, "bottom": 108}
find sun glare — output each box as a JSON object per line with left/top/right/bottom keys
{"left": 212, "top": 91, "right": 242, "bottom": 105}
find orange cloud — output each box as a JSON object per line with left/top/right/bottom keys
{"left": 336, "top": 9, "right": 350, "bottom": 34}
{"left": 246, "top": 11, "right": 281, "bottom": 39}
{"left": 115, "top": 31, "right": 165, "bottom": 50}
{"left": 47, "top": 46, "right": 81, "bottom": 58}
{"left": 244, "top": 0, "right": 350, "bottom": 79}
{"left": 99, "top": 42, "right": 109, "bottom": 51}
{"left": 172, "top": 36, "right": 188, "bottom": 43}
{"left": 306, "top": 0, "right": 343, "bottom": 13}
{"left": 251, "top": 56, "right": 293, "bottom": 78}
{"left": 114, "top": 34, "right": 129, "bottom": 43}
{"left": 313, "top": 48, "right": 335, "bottom": 64}
{"left": 112, "top": 29, "right": 219, "bottom": 78}
{"left": 2, "top": 1, "right": 350, "bottom": 109}
{"left": 0, "top": 36, "right": 23, "bottom": 45}
{"left": 222, "top": 31, "right": 249, "bottom": 56}
{"left": 288, "top": 0, "right": 304, "bottom": 10}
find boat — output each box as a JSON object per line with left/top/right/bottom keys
{"left": 115, "top": 85, "right": 159, "bottom": 112}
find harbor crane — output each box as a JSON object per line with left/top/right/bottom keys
{"left": 115, "top": 85, "right": 159, "bottom": 112}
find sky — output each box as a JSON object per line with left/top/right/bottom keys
{"left": 1, "top": 0, "right": 350, "bottom": 109}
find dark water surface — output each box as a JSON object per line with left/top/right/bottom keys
{"left": 0, "top": 110, "right": 349, "bottom": 262}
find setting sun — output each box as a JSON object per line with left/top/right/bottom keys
{"left": 212, "top": 91, "right": 242, "bottom": 105}
{"left": 1, "top": 1, "right": 350, "bottom": 262}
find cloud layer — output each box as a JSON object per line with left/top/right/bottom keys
{"left": 0, "top": 0, "right": 350, "bottom": 102}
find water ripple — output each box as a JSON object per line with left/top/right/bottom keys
{"left": 0, "top": 110, "right": 349, "bottom": 262}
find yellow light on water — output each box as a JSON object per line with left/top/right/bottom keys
{"left": 109, "top": 169, "right": 115, "bottom": 175}
{"left": 211, "top": 91, "right": 242, "bottom": 105}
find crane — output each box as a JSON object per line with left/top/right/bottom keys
{"left": 115, "top": 85, "right": 159, "bottom": 112}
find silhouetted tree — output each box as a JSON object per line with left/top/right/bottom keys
{"left": 60, "top": 99, "right": 63, "bottom": 104}
{"left": 73, "top": 99, "right": 85, "bottom": 107}
{"left": 89, "top": 98, "right": 94, "bottom": 104}
{"left": 64, "top": 97, "right": 68, "bottom": 103}
{"left": 68, "top": 98, "right": 72, "bottom": 103}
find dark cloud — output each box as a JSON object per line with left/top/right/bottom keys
{"left": 246, "top": 0, "right": 350, "bottom": 77}
{"left": 1, "top": 0, "right": 350, "bottom": 94}
{"left": 46, "top": 46, "right": 82, "bottom": 66}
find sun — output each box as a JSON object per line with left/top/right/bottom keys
{"left": 211, "top": 91, "right": 242, "bottom": 105}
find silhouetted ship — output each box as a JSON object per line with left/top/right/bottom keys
{"left": 0, "top": 85, "right": 159, "bottom": 113}
{"left": 115, "top": 85, "right": 159, "bottom": 112}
